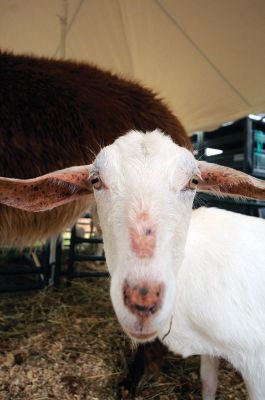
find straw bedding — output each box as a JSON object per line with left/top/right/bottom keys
{"left": 0, "top": 276, "right": 247, "bottom": 399}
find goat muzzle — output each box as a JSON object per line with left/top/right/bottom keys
{"left": 123, "top": 280, "right": 164, "bottom": 318}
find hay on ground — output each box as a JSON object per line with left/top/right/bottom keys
{"left": 0, "top": 277, "right": 247, "bottom": 399}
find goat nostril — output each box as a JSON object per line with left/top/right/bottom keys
{"left": 123, "top": 281, "right": 164, "bottom": 317}
{"left": 139, "top": 287, "right": 149, "bottom": 296}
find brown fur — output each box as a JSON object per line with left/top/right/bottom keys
{"left": 0, "top": 50, "right": 191, "bottom": 246}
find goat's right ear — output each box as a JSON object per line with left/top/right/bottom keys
{"left": 0, "top": 166, "right": 94, "bottom": 212}
{"left": 196, "top": 161, "right": 265, "bottom": 200}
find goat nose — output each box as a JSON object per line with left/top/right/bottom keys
{"left": 123, "top": 280, "right": 164, "bottom": 317}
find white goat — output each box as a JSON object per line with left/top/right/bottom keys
{"left": 0, "top": 130, "right": 265, "bottom": 399}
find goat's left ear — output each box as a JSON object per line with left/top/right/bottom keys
{"left": 196, "top": 161, "right": 265, "bottom": 200}
{"left": 0, "top": 166, "right": 93, "bottom": 212}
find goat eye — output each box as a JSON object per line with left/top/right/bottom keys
{"left": 90, "top": 174, "right": 102, "bottom": 190}
{"left": 188, "top": 174, "right": 201, "bottom": 190}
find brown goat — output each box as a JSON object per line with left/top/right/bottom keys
{"left": 0, "top": 50, "right": 191, "bottom": 246}
{"left": 0, "top": 50, "right": 191, "bottom": 397}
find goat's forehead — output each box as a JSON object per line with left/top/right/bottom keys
{"left": 94, "top": 130, "right": 195, "bottom": 175}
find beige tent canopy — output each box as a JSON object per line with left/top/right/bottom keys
{"left": 1, "top": 0, "right": 265, "bottom": 134}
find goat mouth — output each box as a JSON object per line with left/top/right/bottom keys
{"left": 126, "top": 330, "right": 158, "bottom": 341}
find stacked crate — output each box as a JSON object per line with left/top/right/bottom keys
{"left": 192, "top": 116, "right": 265, "bottom": 217}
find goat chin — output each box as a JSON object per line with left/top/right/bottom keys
{"left": 126, "top": 330, "right": 158, "bottom": 342}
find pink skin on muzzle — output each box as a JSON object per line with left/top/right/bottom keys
{"left": 130, "top": 211, "right": 157, "bottom": 258}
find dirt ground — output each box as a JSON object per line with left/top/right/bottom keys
{"left": 0, "top": 276, "right": 247, "bottom": 400}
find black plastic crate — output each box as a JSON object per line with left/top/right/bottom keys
{"left": 192, "top": 117, "right": 265, "bottom": 178}
{"left": 192, "top": 117, "right": 265, "bottom": 217}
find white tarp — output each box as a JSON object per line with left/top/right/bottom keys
{"left": 1, "top": 0, "right": 265, "bottom": 133}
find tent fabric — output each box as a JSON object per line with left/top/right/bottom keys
{"left": 1, "top": 0, "right": 265, "bottom": 134}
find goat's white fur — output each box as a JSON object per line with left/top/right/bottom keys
{"left": 91, "top": 130, "right": 265, "bottom": 400}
